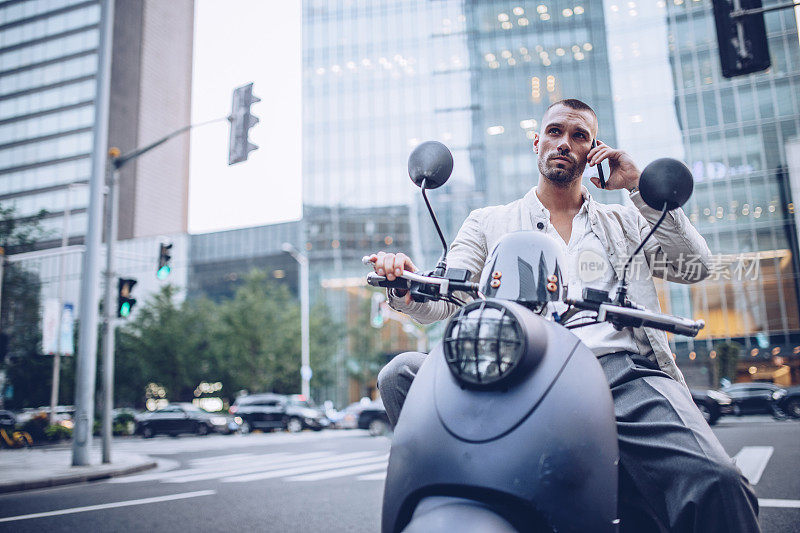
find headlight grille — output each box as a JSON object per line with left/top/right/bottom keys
{"left": 443, "top": 301, "right": 524, "bottom": 387}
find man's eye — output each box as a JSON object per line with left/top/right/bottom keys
{"left": 575, "top": 132, "right": 587, "bottom": 139}
{"left": 548, "top": 128, "right": 560, "bottom": 134}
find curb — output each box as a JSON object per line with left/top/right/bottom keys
{"left": 0, "top": 459, "right": 157, "bottom": 494}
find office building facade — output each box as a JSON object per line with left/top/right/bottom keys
{"left": 1, "top": 0, "right": 194, "bottom": 316}
{"left": 0, "top": 0, "right": 193, "bottom": 251}
{"left": 302, "top": 0, "right": 800, "bottom": 386}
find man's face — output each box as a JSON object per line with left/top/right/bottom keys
{"left": 533, "top": 104, "right": 597, "bottom": 187}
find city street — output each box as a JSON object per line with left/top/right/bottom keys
{"left": 0, "top": 418, "right": 797, "bottom": 532}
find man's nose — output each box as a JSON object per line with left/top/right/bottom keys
{"left": 556, "top": 139, "right": 570, "bottom": 153}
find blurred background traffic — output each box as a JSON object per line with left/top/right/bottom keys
{"left": 1, "top": 0, "right": 800, "bottom": 448}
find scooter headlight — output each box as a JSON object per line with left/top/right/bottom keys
{"left": 443, "top": 301, "right": 524, "bottom": 388}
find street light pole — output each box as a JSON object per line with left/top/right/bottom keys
{"left": 282, "top": 243, "right": 310, "bottom": 399}
{"left": 73, "top": 0, "right": 114, "bottom": 467}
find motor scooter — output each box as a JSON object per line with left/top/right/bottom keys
{"left": 364, "top": 142, "right": 705, "bottom": 532}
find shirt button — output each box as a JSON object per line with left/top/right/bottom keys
{"left": 536, "top": 222, "right": 545, "bottom": 230}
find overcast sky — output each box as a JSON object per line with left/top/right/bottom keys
{"left": 188, "top": 0, "right": 302, "bottom": 234}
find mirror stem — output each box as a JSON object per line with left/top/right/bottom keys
{"left": 421, "top": 182, "right": 449, "bottom": 276}
{"left": 616, "top": 203, "right": 669, "bottom": 305}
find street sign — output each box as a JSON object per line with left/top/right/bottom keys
{"left": 42, "top": 300, "right": 74, "bottom": 356}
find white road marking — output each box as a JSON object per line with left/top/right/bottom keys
{"left": 732, "top": 446, "right": 774, "bottom": 485}
{"left": 357, "top": 472, "right": 387, "bottom": 481}
{"left": 108, "top": 452, "right": 290, "bottom": 484}
{"left": 222, "top": 453, "right": 388, "bottom": 483}
{"left": 166, "top": 451, "right": 337, "bottom": 483}
{"left": 0, "top": 490, "right": 216, "bottom": 523}
{"left": 758, "top": 499, "right": 800, "bottom": 508}
{"left": 286, "top": 459, "right": 388, "bottom": 482}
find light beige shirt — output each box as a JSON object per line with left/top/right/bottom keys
{"left": 528, "top": 188, "right": 639, "bottom": 356}
{"left": 389, "top": 186, "right": 713, "bottom": 386}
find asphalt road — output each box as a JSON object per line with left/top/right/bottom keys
{"left": 0, "top": 417, "right": 797, "bottom": 532}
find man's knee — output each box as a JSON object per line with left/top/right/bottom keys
{"left": 377, "top": 351, "right": 425, "bottom": 397}
{"left": 693, "top": 456, "right": 757, "bottom": 511}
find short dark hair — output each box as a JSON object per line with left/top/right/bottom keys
{"left": 546, "top": 98, "right": 596, "bottom": 118}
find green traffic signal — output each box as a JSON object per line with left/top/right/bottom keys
{"left": 157, "top": 242, "right": 173, "bottom": 279}
{"left": 156, "top": 265, "right": 171, "bottom": 280}
{"left": 117, "top": 278, "right": 137, "bottom": 318}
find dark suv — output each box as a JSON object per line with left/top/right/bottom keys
{"left": 230, "top": 393, "right": 329, "bottom": 433}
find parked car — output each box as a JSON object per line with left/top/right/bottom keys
{"left": 690, "top": 389, "right": 735, "bottom": 425}
{"left": 135, "top": 403, "right": 237, "bottom": 438}
{"left": 721, "top": 382, "right": 800, "bottom": 418}
{"left": 357, "top": 400, "right": 391, "bottom": 436}
{"left": 16, "top": 405, "right": 74, "bottom": 427}
{"left": 230, "top": 393, "right": 329, "bottom": 433}
{"left": 327, "top": 400, "right": 372, "bottom": 429}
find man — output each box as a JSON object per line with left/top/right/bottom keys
{"left": 368, "top": 99, "right": 760, "bottom": 532}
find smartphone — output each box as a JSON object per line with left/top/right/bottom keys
{"left": 592, "top": 139, "right": 606, "bottom": 189}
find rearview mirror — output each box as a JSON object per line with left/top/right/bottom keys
{"left": 638, "top": 158, "right": 694, "bottom": 211}
{"left": 408, "top": 141, "right": 453, "bottom": 190}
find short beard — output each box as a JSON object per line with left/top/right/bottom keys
{"left": 537, "top": 154, "right": 586, "bottom": 188}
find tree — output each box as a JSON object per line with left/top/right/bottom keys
{"left": 346, "top": 294, "right": 392, "bottom": 399}
{"left": 115, "top": 285, "right": 218, "bottom": 407}
{"left": 0, "top": 204, "right": 50, "bottom": 409}
{"left": 715, "top": 341, "right": 741, "bottom": 385}
{"left": 114, "top": 271, "right": 340, "bottom": 407}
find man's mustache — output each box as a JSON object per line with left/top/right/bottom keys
{"left": 546, "top": 152, "right": 577, "bottom": 164}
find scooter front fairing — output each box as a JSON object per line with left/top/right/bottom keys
{"left": 382, "top": 314, "right": 619, "bottom": 533}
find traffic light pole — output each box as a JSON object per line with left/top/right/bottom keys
{"left": 100, "top": 164, "right": 119, "bottom": 464}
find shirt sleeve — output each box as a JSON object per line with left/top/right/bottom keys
{"left": 630, "top": 190, "right": 712, "bottom": 284}
{"left": 387, "top": 209, "right": 488, "bottom": 323}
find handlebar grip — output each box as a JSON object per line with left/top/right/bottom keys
{"left": 642, "top": 318, "right": 705, "bottom": 337}
{"left": 598, "top": 304, "right": 705, "bottom": 337}
{"left": 366, "top": 272, "right": 409, "bottom": 290}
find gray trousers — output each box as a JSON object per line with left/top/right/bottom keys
{"left": 377, "top": 351, "right": 760, "bottom": 533}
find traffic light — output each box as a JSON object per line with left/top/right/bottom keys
{"left": 711, "top": 0, "right": 770, "bottom": 78}
{"left": 157, "top": 242, "right": 172, "bottom": 280}
{"left": 370, "top": 293, "right": 385, "bottom": 328}
{"left": 227, "top": 82, "right": 260, "bottom": 165}
{"left": 117, "top": 278, "right": 137, "bottom": 318}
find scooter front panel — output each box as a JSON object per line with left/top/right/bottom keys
{"left": 382, "top": 324, "right": 618, "bottom": 533}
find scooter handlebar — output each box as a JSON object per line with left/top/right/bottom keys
{"left": 366, "top": 272, "right": 409, "bottom": 290}
{"left": 597, "top": 304, "right": 705, "bottom": 337}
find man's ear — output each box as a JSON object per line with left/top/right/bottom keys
{"left": 532, "top": 132, "right": 539, "bottom": 154}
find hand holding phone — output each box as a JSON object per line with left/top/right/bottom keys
{"left": 592, "top": 139, "right": 606, "bottom": 189}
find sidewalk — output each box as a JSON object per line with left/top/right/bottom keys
{"left": 0, "top": 447, "right": 156, "bottom": 494}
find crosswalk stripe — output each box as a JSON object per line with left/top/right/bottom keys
{"left": 222, "top": 453, "right": 388, "bottom": 483}
{"left": 167, "top": 452, "right": 340, "bottom": 483}
{"left": 357, "top": 472, "right": 387, "bottom": 481}
{"left": 188, "top": 453, "right": 257, "bottom": 466}
{"left": 108, "top": 452, "right": 296, "bottom": 484}
{"left": 286, "top": 460, "right": 388, "bottom": 482}
{"left": 758, "top": 499, "right": 800, "bottom": 508}
{"left": 733, "top": 446, "right": 774, "bottom": 485}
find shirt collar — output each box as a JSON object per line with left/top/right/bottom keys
{"left": 524, "top": 185, "right": 593, "bottom": 216}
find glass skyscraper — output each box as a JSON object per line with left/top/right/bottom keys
{"left": 302, "top": 0, "right": 800, "bottom": 387}
{"left": 0, "top": 0, "right": 194, "bottom": 252}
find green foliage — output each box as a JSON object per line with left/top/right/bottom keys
{"left": 346, "top": 294, "right": 391, "bottom": 396}
{"left": 44, "top": 424, "right": 72, "bottom": 441}
{"left": 0, "top": 204, "right": 51, "bottom": 408}
{"left": 715, "top": 341, "right": 741, "bottom": 384}
{"left": 114, "top": 271, "right": 339, "bottom": 407}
